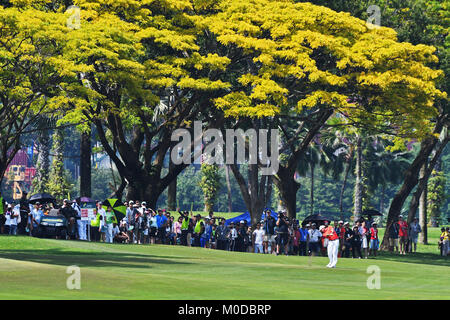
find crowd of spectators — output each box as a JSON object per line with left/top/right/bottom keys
{"left": 1, "top": 193, "right": 447, "bottom": 257}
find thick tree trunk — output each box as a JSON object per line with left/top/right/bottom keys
{"left": 167, "top": 157, "right": 177, "bottom": 210}
{"left": 419, "top": 164, "right": 428, "bottom": 244}
{"left": 167, "top": 179, "right": 177, "bottom": 210}
{"left": 310, "top": 163, "right": 314, "bottom": 215}
{"left": 80, "top": 130, "right": 92, "bottom": 197}
{"left": 225, "top": 165, "right": 233, "bottom": 212}
{"left": 380, "top": 135, "right": 441, "bottom": 250}
{"left": 339, "top": 160, "right": 351, "bottom": 220}
{"left": 353, "top": 136, "right": 363, "bottom": 222}
{"left": 274, "top": 167, "right": 299, "bottom": 220}
{"left": 230, "top": 163, "right": 272, "bottom": 226}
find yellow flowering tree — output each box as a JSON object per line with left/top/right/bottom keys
{"left": 194, "top": 0, "right": 445, "bottom": 219}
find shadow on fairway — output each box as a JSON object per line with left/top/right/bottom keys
{"left": 0, "top": 248, "right": 193, "bottom": 269}
{"left": 375, "top": 251, "right": 449, "bottom": 267}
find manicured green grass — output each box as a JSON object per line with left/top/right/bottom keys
{"left": 0, "top": 228, "right": 448, "bottom": 300}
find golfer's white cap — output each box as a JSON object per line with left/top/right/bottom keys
{"left": 319, "top": 225, "right": 325, "bottom": 231}
{"left": 240, "top": 220, "right": 245, "bottom": 224}
{"left": 338, "top": 220, "right": 344, "bottom": 224}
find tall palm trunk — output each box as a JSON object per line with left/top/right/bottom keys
{"left": 225, "top": 165, "right": 233, "bottom": 212}
{"left": 419, "top": 163, "right": 428, "bottom": 244}
{"left": 339, "top": 159, "right": 352, "bottom": 220}
{"left": 353, "top": 135, "right": 363, "bottom": 222}
{"left": 80, "top": 130, "right": 91, "bottom": 197}
{"left": 310, "top": 163, "right": 315, "bottom": 215}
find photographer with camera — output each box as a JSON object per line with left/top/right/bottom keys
{"left": 276, "top": 211, "right": 289, "bottom": 256}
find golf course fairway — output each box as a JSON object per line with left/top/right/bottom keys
{"left": 0, "top": 233, "right": 448, "bottom": 300}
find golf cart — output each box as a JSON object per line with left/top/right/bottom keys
{"left": 37, "top": 208, "right": 68, "bottom": 239}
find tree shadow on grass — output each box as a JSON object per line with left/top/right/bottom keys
{"left": 374, "top": 251, "right": 449, "bottom": 267}
{"left": 0, "top": 248, "right": 193, "bottom": 269}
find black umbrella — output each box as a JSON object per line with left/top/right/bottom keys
{"left": 29, "top": 193, "right": 56, "bottom": 204}
{"left": 75, "top": 196, "right": 94, "bottom": 203}
{"left": 302, "top": 214, "right": 331, "bottom": 226}
{"left": 362, "top": 209, "right": 383, "bottom": 217}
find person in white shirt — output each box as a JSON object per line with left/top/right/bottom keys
{"left": 4, "top": 204, "right": 12, "bottom": 234}
{"left": 308, "top": 223, "right": 322, "bottom": 256}
{"left": 252, "top": 222, "right": 266, "bottom": 254}
{"left": 229, "top": 222, "right": 238, "bottom": 251}
{"left": 72, "top": 200, "right": 87, "bottom": 240}
{"left": 8, "top": 205, "right": 20, "bottom": 235}
{"left": 96, "top": 201, "right": 106, "bottom": 242}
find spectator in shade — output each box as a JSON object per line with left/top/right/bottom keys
{"left": 228, "top": 222, "right": 237, "bottom": 251}
{"left": 408, "top": 218, "right": 421, "bottom": 253}
{"left": 216, "top": 218, "right": 229, "bottom": 250}
{"left": 156, "top": 209, "right": 168, "bottom": 244}
{"left": 342, "top": 222, "right": 353, "bottom": 258}
{"left": 369, "top": 222, "right": 379, "bottom": 258}
{"left": 263, "top": 210, "right": 276, "bottom": 254}
{"left": 350, "top": 226, "right": 362, "bottom": 259}
{"left": 397, "top": 215, "right": 408, "bottom": 255}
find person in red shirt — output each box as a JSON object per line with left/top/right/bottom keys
{"left": 369, "top": 222, "right": 379, "bottom": 258}
{"left": 320, "top": 224, "right": 339, "bottom": 268}
{"left": 397, "top": 215, "right": 408, "bottom": 255}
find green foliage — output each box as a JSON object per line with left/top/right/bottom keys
{"left": 428, "top": 169, "right": 447, "bottom": 226}
{"left": 46, "top": 129, "right": 73, "bottom": 202}
{"left": 199, "top": 163, "right": 222, "bottom": 213}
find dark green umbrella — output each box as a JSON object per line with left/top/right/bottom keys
{"left": 102, "top": 199, "right": 126, "bottom": 221}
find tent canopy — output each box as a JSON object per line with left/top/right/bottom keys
{"left": 225, "top": 209, "right": 278, "bottom": 226}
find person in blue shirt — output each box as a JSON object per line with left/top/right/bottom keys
{"left": 298, "top": 224, "right": 309, "bottom": 256}
{"left": 156, "top": 209, "right": 168, "bottom": 244}
{"left": 200, "top": 219, "right": 213, "bottom": 248}
{"left": 31, "top": 202, "right": 43, "bottom": 236}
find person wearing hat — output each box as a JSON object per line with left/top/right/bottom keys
{"left": 342, "top": 222, "right": 353, "bottom": 258}
{"left": 216, "top": 218, "right": 229, "bottom": 250}
{"left": 235, "top": 220, "right": 247, "bottom": 252}
{"left": 263, "top": 210, "right": 276, "bottom": 254}
{"left": 397, "top": 215, "right": 408, "bottom": 255}
{"left": 126, "top": 201, "right": 135, "bottom": 242}
{"left": 388, "top": 218, "right": 400, "bottom": 253}
{"left": 369, "top": 222, "right": 379, "bottom": 257}
{"left": 298, "top": 223, "right": 309, "bottom": 256}
{"left": 30, "top": 202, "right": 43, "bottom": 237}
{"left": 350, "top": 226, "right": 362, "bottom": 258}
{"left": 155, "top": 209, "right": 168, "bottom": 244}
{"left": 320, "top": 223, "right": 340, "bottom": 268}
{"left": 337, "top": 221, "right": 345, "bottom": 257}
{"left": 228, "top": 222, "right": 238, "bottom": 251}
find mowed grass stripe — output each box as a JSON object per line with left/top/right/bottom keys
{"left": 0, "top": 234, "right": 448, "bottom": 299}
